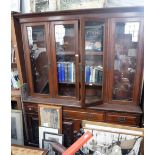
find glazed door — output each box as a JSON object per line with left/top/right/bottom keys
{"left": 22, "top": 22, "right": 52, "bottom": 97}
{"left": 108, "top": 18, "right": 144, "bottom": 104}
{"left": 50, "top": 21, "right": 79, "bottom": 99}
{"left": 81, "top": 18, "right": 107, "bottom": 106}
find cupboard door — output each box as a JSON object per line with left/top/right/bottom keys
{"left": 81, "top": 19, "right": 106, "bottom": 106}
{"left": 109, "top": 18, "right": 143, "bottom": 104}
{"left": 51, "top": 21, "right": 79, "bottom": 99}
{"left": 25, "top": 114, "right": 39, "bottom": 147}
{"left": 23, "top": 23, "right": 51, "bottom": 96}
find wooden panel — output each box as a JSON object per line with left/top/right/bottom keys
{"left": 106, "top": 112, "right": 140, "bottom": 126}
{"left": 25, "top": 114, "right": 39, "bottom": 147}
{"left": 63, "top": 109, "right": 105, "bottom": 121}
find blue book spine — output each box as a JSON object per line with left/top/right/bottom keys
{"left": 61, "top": 63, "right": 65, "bottom": 82}
{"left": 57, "top": 63, "right": 61, "bottom": 82}
{"left": 70, "top": 63, "right": 73, "bottom": 82}
{"left": 85, "top": 66, "right": 90, "bottom": 83}
{"left": 67, "top": 63, "right": 71, "bottom": 82}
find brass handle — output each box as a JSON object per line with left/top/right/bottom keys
{"left": 28, "top": 107, "right": 32, "bottom": 111}
{"left": 117, "top": 117, "right": 126, "bottom": 123}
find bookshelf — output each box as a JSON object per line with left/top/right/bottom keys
{"left": 13, "top": 7, "right": 144, "bottom": 147}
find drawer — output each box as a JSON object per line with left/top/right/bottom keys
{"left": 63, "top": 110, "right": 105, "bottom": 122}
{"left": 106, "top": 113, "right": 140, "bottom": 126}
{"left": 24, "top": 104, "right": 38, "bottom": 114}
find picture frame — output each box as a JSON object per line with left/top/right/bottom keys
{"left": 30, "top": 0, "right": 57, "bottom": 12}
{"left": 44, "top": 132, "right": 64, "bottom": 145}
{"left": 39, "top": 126, "right": 59, "bottom": 148}
{"left": 11, "top": 0, "right": 21, "bottom": 12}
{"left": 42, "top": 139, "right": 60, "bottom": 155}
{"left": 105, "top": 0, "right": 144, "bottom": 7}
{"left": 82, "top": 120, "right": 144, "bottom": 155}
{"left": 58, "top": 0, "right": 106, "bottom": 11}
{"left": 11, "top": 110, "right": 24, "bottom": 145}
{"left": 39, "top": 104, "right": 62, "bottom": 131}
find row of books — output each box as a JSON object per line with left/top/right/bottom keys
{"left": 57, "top": 62, "right": 75, "bottom": 83}
{"left": 11, "top": 70, "right": 20, "bottom": 89}
{"left": 85, "top": 65, "right": 103, "bottom": 84}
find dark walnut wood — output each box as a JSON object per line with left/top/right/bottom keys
{"left": 13, "top": 7, "right": 144, "bottom": 147}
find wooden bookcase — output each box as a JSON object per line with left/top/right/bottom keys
{"left": 13, "top": 7, "right": 144, "bottom": 147}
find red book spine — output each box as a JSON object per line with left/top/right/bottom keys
{"left": 62, "top": 131, "right": 92, "bottom": 155}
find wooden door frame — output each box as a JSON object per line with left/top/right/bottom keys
{"left": 22, "top": 22, "right": 52, "bottom": 98}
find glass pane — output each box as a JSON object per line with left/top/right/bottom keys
{"left": 27, "top": 26, "right": 49, "bottom": 94}
{"left": 84, "top": 21, "right": 104, "bottom": 103}
{"left": 55, "top": 24, "right": 76, "bottom": 97}
{"left": 112, "top": 22, "right": 140, "bottom": 101}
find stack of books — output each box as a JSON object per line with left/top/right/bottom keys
{"left": 85, "top": 66, "right": 103, "bottom": 84}
{"left": 57, "top": 62, "right": 75, "bottom": 83}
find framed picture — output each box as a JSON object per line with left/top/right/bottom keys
{"left": 39, "top": 104, "right": 62, "bottom": 131}
{"left": 30, "top": 0, "right": 57, "bottom": 12}
{"left": 11, "top": 0, "right": 21, "bottom": 12}
{"left": 58, "top": 0, "right": 106, "bottom": 10}
{"left": 105, "top": 0, "right": 144, "bottom": 7}
{"left": 11, "top": 110, "right": 24, "bottom": 145}
{"left": 42, "top": 139, "right": 61, "bottom": 155}
{"left": 82, "top": 120, "right": 144, "bottom": 155}
{"left": 44, "top": 132, "right": 64, "bottom": 145}
{"left": 39, "top": 126, "right": 59, "bottom": 148}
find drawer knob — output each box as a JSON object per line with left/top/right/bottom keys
{"left": 117, "top": 117, "right": 126, "bottom": 123}
{"left": 29, "top": 107, "right": 32, "bottom": 111}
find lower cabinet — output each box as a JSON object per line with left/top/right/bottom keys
{"left": 23, "top": 102, "right": 141, "bottom": 147}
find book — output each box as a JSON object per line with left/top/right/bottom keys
{"left": 85, "top": 66, "right": 90, "bottom": 83}
{"left": 57, "top": 63, "right": 61, "bottom": 82}
{"left": 57, "top": 62, "right": 75, "bottom": 83}
{"left": 61, "top": 63, "right": 65, "bottom": 82}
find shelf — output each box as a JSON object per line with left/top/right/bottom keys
{"left": 85, "top": 96, "right": 102, "bottom": 104}
{"left": 56, "top": 51, "right": 75, "bottom": 55}
{"left": 59, "top": 82, "right": 75, "bottom": 85}
{"left": 85, "top": 83, "right": 102, "bottom": 86}
{"left": 33, "top": 40, "right": 45, "bottom": 43}
{"left": 85, "top": 51, "right": 103, "bottom": 55}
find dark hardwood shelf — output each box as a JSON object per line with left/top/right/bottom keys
{"left": 85, "top": 96, "right": 102, "bottom": 104}
{"left": 85, "top": 82, "right": 102, "bottom": 86}
{"left": 86, "top": 51, "right": 103, "bottom": 55}
{"left": 59, "top": 82, "right": 75, "bottom": 85}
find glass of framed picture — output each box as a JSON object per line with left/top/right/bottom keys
{"left": 11, "top": 0, "right": 21, "bottom": 12}
{"left": 39, "top": 126, "right": 59, "bottom": 148}
{"left": 39, "top": 104, "right": 62, "bottom": 131}
{"left": 44, "top": 132, "right": 64, "bottom": 145}
{"left": 82, "top": 120, "right": 144, "bottom": 155}
{"left": 30, "top": 0, "right": 57, "bottom": 12}
{"left": 11, "top": 110, "right": 24, "bottom": 145}
{"left": 58, "top": 0, "right": 106, "bottom": 10}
